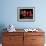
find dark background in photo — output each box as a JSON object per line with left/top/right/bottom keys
{"left": 20, "top": 9, "right": 33, "bottom": 19}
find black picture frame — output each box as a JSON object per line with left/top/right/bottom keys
{"left": 17, "top": 7, "right": 35, "bottom": 22}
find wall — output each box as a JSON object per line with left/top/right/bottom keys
{"left": 0, "top": 0, "right": 46, "bottom": 29}
{"left": 0, "top": 0, "right": 46, "bottom": 44}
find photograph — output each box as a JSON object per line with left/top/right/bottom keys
{"left": 17, "top": 7, "right": 35, "bottom": 22}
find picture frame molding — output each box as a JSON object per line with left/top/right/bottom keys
{"left": 17, "top": 7, "right": 35, "bottom": 22}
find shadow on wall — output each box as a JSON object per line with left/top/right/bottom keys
{"left": 0, "top": 24, "right": 7, "bottom": 43}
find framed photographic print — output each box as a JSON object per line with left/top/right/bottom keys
{"left": 17, "top": 7, "right": 35, "bottom": 22}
